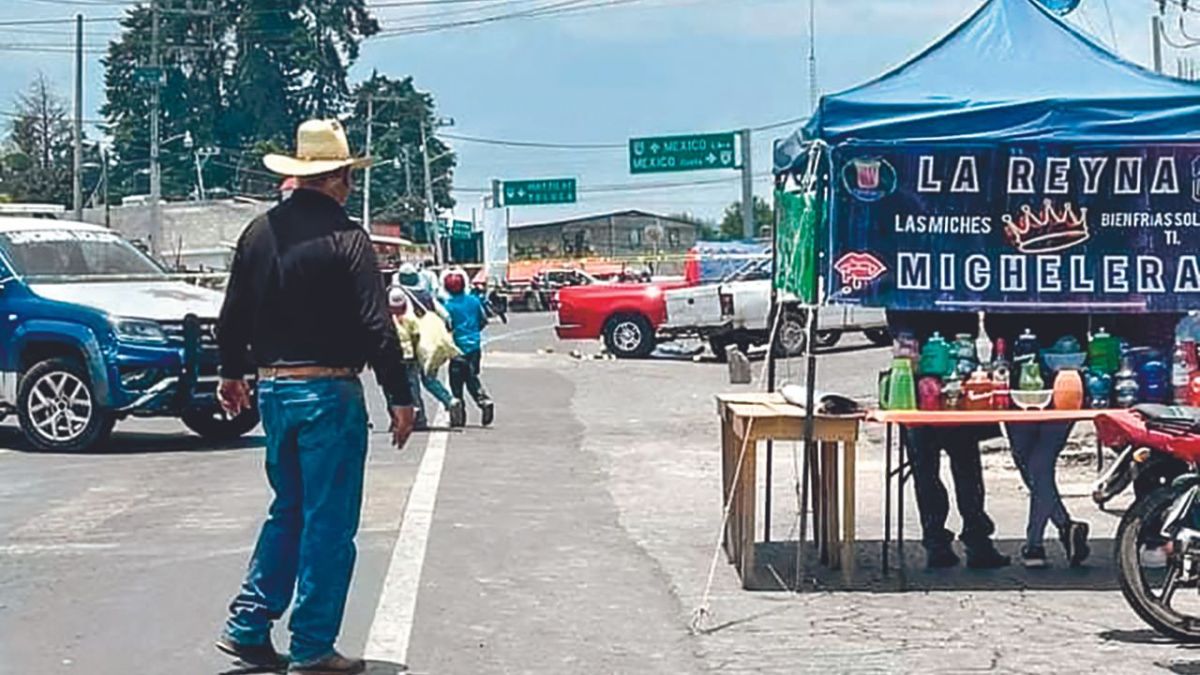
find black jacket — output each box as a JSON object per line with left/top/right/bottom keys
{"left": 217, "top": 189, "right": 413, "bottom": 407}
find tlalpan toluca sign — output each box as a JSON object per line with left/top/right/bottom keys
{"left": 828, "top": 142, "right": 1200, "bottom": 313}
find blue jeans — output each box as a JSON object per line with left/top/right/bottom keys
{"left": 406, "top": 363, "right": 454, "bottom": 424}
{"left": 224, "top": 377, "right": 368, "bottom": 664}
{"left": 1007, "top": 422, "right": 1073, "bottom": 548}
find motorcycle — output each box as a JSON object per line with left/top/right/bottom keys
{"left": 1098, "top": 405, "right": 1200, "bottom": 641}
{"left": 1093, "top": 409, "right": 1191, "bottom": 507}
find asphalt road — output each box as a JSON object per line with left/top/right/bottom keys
{"left": 3, "top": 311, "right": 1197, "bottom": 674}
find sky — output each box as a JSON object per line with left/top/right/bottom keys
{"left": 0, "top": 0, "right": 1187, "bottom": 226}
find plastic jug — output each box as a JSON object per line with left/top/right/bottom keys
{"left": 963, "top": 370, "right": 994, "bottom": 411}
{"left": 1114, "top": 357, "right": 1139, "bottom": 408}
{"left": 1088, "top": 327, "right": 1121, "bottom": 375}
{"left": 881, "top": 358, "right": 917, "bottom": 410}
{"left": 919, "top": 332, "right": 953, "bottom": 377}
{"left": 1087, "top": 369, "right": 1114, "bottom": 409}
{"left": 1019, "top": 360, "right": 1045, "bottom": 391}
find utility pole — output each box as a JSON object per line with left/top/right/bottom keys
{"left": 421, "top": 121, "right": 443, "bottom": 265}
{"left": 362, "top": 96, "right": 373, "bottom": 229}
{"left": 149, "top": 0, "right": 163, "bottom": 256}
{"left": 101, "top": 145, "right": 110, "bottom": 228}
{"left": 401, "top": 147, "right": 412, "bottom": 199}
{"left": 72, "top": 14, "right": 84, "bottom": 222}
{"left": 808, "top": 0, "right": 818, "bottom": 112}
{"left": 1153, "top": 14, "right": 1164, "bottom": 73}
{"left": 740, "top": 128, "right": 755, "bottom": 240}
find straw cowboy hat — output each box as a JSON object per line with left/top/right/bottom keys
{"left": 263, "top": 119, "right": 372, "bottom": 177}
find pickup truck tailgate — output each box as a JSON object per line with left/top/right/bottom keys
{"left": 664, "top": 285, "right": 722, "bottom": 328}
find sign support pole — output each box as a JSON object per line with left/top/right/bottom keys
{"left": 740, "top": 129, "right": 755, "bottom": 240}
{"left": 1152, "top": 15, "right": 1164, "bottom": 74}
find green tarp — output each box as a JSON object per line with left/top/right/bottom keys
{"left": 773, "top": 189, "right": 818, "bottom": 305}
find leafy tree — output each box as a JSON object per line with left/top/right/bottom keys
{"left": 345, "top": 73, "right": 456, "bottom": 228}
{"left": 719, "top": 196, "right": 775, "bottom": 240}
{"left": 102, "top": 5, "right": 229, "bottom": 200}
{"left": 102, "top": 0, "right": 379, "bottom": 201}
{"left": 3, "top": 74, "right": 74, "bottom": 205}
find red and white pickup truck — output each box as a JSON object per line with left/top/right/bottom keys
{"left": 554, "top": 279, "right": 689, "bottom": 358}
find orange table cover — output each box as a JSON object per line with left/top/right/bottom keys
{"left": 868, "top": 409, "right": 1121, "bottom": 426}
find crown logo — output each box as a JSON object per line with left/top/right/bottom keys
{"left": 1001, "top": 199, "right": 1090, "bottom": 254}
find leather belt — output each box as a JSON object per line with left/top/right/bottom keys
{"left": 258, "top": 366, "right": 359, "bottom": 381}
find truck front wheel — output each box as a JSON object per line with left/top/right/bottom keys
{"left": 182, "top": 407, "right": 261, "bottom": 442}
{"left": 18, "top": 358, "right": 115, "bottom": 453}
{"left": 603, "top": 314, "right": 656, "bottom": 358}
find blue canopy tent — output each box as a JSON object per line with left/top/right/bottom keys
{"left": 766, "top": 0, "right": 1200, "bottom": 587}
{"left": 774, "top": 0, "right": 1200, "bottom": 173}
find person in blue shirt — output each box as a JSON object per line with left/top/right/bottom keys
{"left": 443, "top": 269, "right": 494, "bottom": 427}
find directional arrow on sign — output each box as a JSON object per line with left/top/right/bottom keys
{"left": 650, "top": 143, "right": 660, "bottom": 153}
{"left": 706, "top": 153, "right": 717, "bottom": 164}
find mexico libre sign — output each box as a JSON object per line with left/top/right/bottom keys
{"left": 827, "top": 142, "right": 1200, "bottom": 313}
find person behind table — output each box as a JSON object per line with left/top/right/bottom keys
{"left": 999, "top": 312, "right": 1182, "bottom": 568}
{"left": 987, "top": 314, "right": 1090, "bottom": 569}
{"left": 387, "top": 286, "right": 461, "bottom": 431}
{"left": 886, "top": 310, "right": 1010, "bottom": 570}
{"left": 443, "top": 268, "right": 495, "bottom": 428}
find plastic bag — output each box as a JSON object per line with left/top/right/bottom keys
{"left": 415, "top": 309, "right": 460, "bottom": 375}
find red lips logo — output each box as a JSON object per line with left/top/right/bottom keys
{"left": 834, "top": 252, "right": 887, "bottom": 291}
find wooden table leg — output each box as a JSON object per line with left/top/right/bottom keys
{"left": 823, "top": 441, "right": 840, "bottom": 569}
{"left": 842, "top": 440, "right": 856, "bottom": 583}
{"left": 739, "top": 433, "right": 758, "bottom": 589}
{"left": 721, "top": 416, "right": 736, "bottom": 564}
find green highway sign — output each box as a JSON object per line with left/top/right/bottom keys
{"left": 629, "top": 132, "right": 737, "bottom": 174}
{"left": 502, "top": 178, "right": 577, "bottom": 206}
{"left": 431, "top": 219, "right": 474, "bottom": 240}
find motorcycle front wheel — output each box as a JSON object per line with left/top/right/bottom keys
{"left": 1116, "top": 484, "right": 1200, "bottom": 641}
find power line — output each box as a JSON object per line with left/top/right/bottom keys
{"left": 441, "top": 115, "right": 809, "bottom": 151}
{"left": 442, "top": 133, "right": 624, "bottom": 150}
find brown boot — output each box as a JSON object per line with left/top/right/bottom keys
{"left": 289, "top": 651, "right": 366, "bottom": 674}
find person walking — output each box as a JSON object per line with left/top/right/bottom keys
{"left": 394, "top": 263, "right": 458, "bottom": 427}
{"left": 444, "top": 268, "right": 495, "bottom": 428}
{"left": 388, "top": 286, "right": 461, "bottom": 430}
{"left": 214, "top": 119, "right": 416, "bottom": 675}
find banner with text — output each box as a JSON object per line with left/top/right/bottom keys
{"left": 828, "top": 142, "right": 1200, "bottom": 313}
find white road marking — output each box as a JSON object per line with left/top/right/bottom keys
{"left": 364, "top": 411, "right": 450, "bottom": 666}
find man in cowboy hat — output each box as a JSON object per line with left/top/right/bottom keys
{"left": 215, "top": 119, "right": 416, "bottom": 674}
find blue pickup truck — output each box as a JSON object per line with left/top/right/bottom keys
{"left": 0, "top": 217, "right": 257, "bottom": 452}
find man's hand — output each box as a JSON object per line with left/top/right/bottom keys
{"left": 390, "top": 406, "right": 417, "bottom": 449}
{"left": 218, "top": 378, "right": 252, "bottom": 417}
